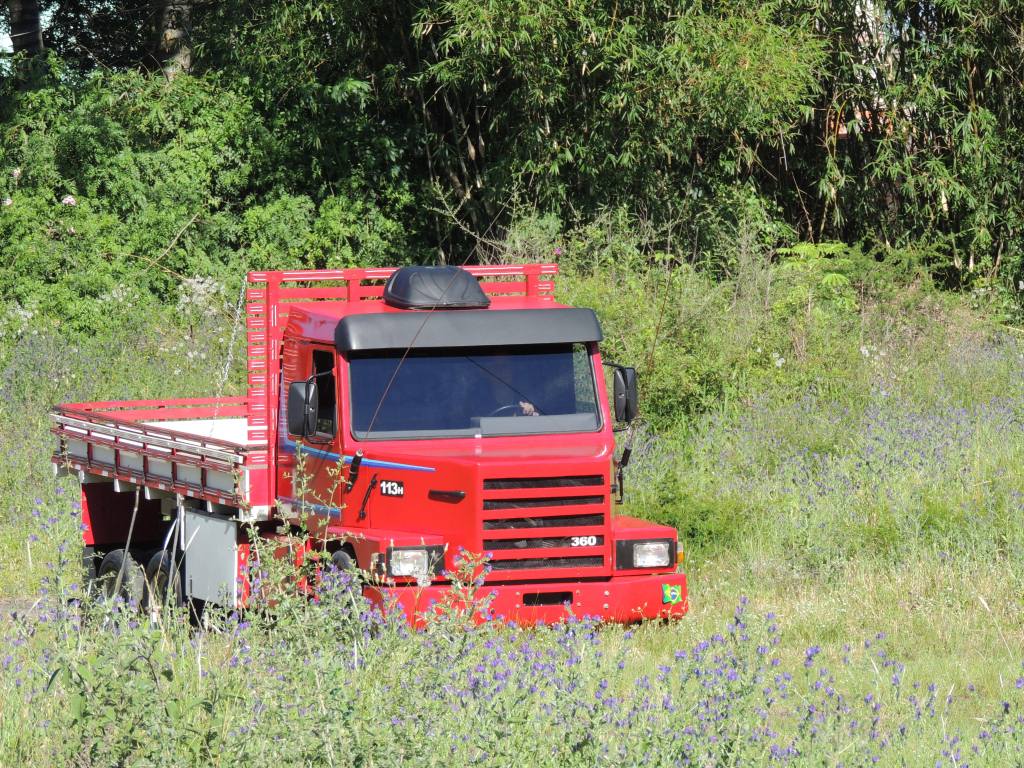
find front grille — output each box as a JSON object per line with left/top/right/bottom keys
{"left": 483, "top": 475, "right": 603, "bottom": 490}
{"left": 484, "top": 535, "right": 605, "bottom": 551}
{"left": 483, "top": 495, "right": 603, "bottom": 511}
{"left": 481, "top": 473, "right": 609, "bottom": 576}
{"left": 490, "top": 556, "right": 603, "bottom": 571}
{"left": 482, "top": 513, "right": 604, "bottom": 530}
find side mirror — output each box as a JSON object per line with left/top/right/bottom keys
{"left": 612, "top": 367, "right": 638, "bottom": 423}
{"left": 287, "top": 379, "right": 319, "bottom": 437}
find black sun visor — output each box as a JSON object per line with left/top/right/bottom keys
{"left": 335, "top": 308, "right": 603, "bottom": 352}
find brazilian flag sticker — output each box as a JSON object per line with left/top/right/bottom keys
{"left": 662, "top": 584, "right": 684, "bottom": 605}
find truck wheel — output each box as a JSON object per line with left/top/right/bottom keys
{"left": 96, "top": 549, "right": 145, "bottom": 608}
{"left": 145, "top": 550, "right": 183, "bottom": 612}
{"left": 331, "top": 549, "right": 355, "bottom": 572}
{"left": 330, "top": 549, "right": 362, "bottom": 592}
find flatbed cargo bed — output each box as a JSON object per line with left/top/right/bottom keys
{"left": 51, "top": 397, "right": 271, "bottom": 516}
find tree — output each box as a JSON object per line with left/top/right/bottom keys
{"left": 43, "top": 0, "right": 152, "bottom": 71}
{"left": 152, "top": 0, "right": 191, "bottom": 76}
{"left": 8, "top": 0, "right": 44, "bottom": 56}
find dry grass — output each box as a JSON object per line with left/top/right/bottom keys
{"left": 662, "top": 550, "right": 1024, "bottom": 722}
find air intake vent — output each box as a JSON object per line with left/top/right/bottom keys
{"left": 483, "top": 475, "right": 604, "bottom": 490}
{"left": 483, "top": 495, "right": 603, "bottom": 511}
{"left": 490, "top": 556, "right": 603, "bottom": 571}
{"left": 523, "top": 592, "right": 573, "bottom": 606}
{"left": 482, "top": 513, "right": 604, "bottom": 530}
{"left": 484, "top": 535, "right": 605, "bottom": 551}
{"left": 480, "top": 473, "right": 610, "bottom": 577}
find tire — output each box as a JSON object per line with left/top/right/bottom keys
{"left": 328, "top": 548, "right": 361, "bottom": 594}
{"left": 96, "top": 549, "right": 145, "bottom": 607}
{"left": 145, "top": 550, "right": 183, "bottom": 612}
{"left": 331, "top": 549, "right": 355, "bottom": 572}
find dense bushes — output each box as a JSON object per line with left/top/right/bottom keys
{"left": 191, "top": 0, "right": 1024, "bottom": 285}
{"left": 6, "top": 0, "right": 1024, "bottom": 313}
{"left": 0, "top": 66, "right": 413, "bottom": 335}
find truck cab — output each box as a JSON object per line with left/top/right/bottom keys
{"left": 52, "top": 264, "right": 687, "bottom": 624}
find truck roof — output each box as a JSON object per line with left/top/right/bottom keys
{"left": 285, "top": 293, "right": 578, "bottom": 346}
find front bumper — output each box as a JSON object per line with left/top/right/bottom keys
{"left": 365, "top": 571, "right": 688, "bottom": 626}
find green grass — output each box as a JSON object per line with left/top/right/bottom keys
{"left": 679, "top": 551, "right": 1023, "bottom": 715}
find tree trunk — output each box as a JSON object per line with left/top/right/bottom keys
{"left": 8, "top": 0, "right": 44, "bottom": 56}
{"left": 152, "top": 0, "right": 192, "bottom": 77}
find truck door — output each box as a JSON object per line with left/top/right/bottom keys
{"left": 278, "top": 343, "right": 345, "bottom": 528}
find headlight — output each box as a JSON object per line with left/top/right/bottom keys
{"left": 391, "top": 548, "right": 429, "bottom": 576}
{"left": 634, "top": 541, "right": 670, "bottom": 568}
{"left": 615, "top": 539, "right": 675, "bottom": 570}
{"left": 387, "top": 545, "right": 445, "bottom": 578}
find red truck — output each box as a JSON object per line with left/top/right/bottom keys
{"left": 51, "top": 264, "right": 688, "bottom": 624}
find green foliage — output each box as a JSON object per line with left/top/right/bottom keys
{"left": 240, "top": 191, "right": 412, "bottom": 271}
{"left": 619, "top": 284, "right": 1024, "bottom": 573}
{"left": 776, "top": 0, "right": 1024, "bottom": 289}
{"left": 4, "top": 555, "right": 1022, "bottom": 766}
{"left": 0, "top": 69, "right": 259, "bottom": 326}
{"left": 0, "top": 65, "right": 411, "bottom": 332}
{"left": 6, "top": 0, "right": 1024, "bottom": 301}
{"left": 419, "top": 0, "right": 824, "bottom": 213}
{"left": 188, "top": 0, "right": 826, "bottom": 254}
{"left": 774, "top": 242, "right": 858, "bottom": 317}
{"left": 187, "top": 0, "right": 1024, "bottom": 294}
{"left": 546, "top": 217, "right": 878, "bottom": 429}
{"left": 194, "top": 0, "right": 411, "bottom": 190}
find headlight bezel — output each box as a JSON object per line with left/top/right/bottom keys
{"left": 614, "top": 538, "right": 676, "bottom": 570}
{"left": 386, "top": 545, "right": 446, "bottom": 578}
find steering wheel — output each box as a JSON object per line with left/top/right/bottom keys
{"left": 486, "top": 403, "right": 524, "bottom": 417}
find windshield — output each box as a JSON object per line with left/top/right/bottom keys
{"left": 349, "top": 343, "right": 600, "bottom": 439}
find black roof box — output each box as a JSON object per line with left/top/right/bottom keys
{"left": 383, "top": 266, "right": 490, "bottom": 310}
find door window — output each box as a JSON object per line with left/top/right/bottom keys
{"left": 312, "top": 348, "right": 337, "bottom": 438}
